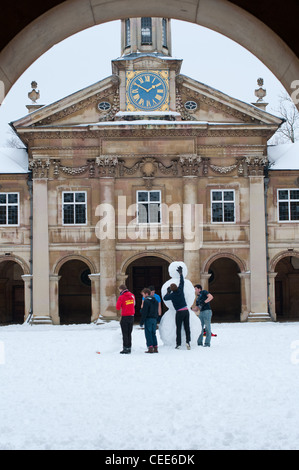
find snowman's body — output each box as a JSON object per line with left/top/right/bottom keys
{"left": 159, "top": 261, "right": 201, "bottom": 348}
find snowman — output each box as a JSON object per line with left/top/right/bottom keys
{"left": 159, "top": 261, "right": 202, "bottom": 348}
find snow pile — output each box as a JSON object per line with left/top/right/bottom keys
{"left": 268, "top": 142, "right": 299, "bottom": 170}
{"left": 0, "top": 321, "right": 299, "bottom": 450}
{"left": 0, "top": 148, "right": 28, "bottom": 174}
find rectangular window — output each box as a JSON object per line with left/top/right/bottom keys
{"left": 278, "top": 189, "right": 299, "bottom": 222}
{"left": 211, "top": 190, "right": 235, "bottom": 223}
{"left": 62, "top": 191, "right": 87, "bottom": 225}
{"left": 0, "top": 193, "right": 19, "bottom": 226}
{"left": 137, "top": 190, "right": 161, "bottom": 224}
{"left": 141, "top": 17, "right": 152, "bottom": 45}
{"left": 162, "top": 18, "right": 168, "bottom": 48}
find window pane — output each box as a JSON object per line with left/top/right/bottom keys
{"left": 75, "top": 204, "right": 86, "bottom": 224}
{"left": 278, "top": 190, "right": 288, "bottom": 200}
{"left": 141, "top": 17, "right": 152, "bottom": 44}
{"left": 290, "top": 201, "right": 299, "bottom": 220}
{"left": 224, "top": 203, "right": 235, "bottom": 222}
{"left": 212, "top": 191, "right": 222, "bottom": 201}
{"left": 138, "top": 203, "right": 149, "bottom": 223}
{"left": 224, "top": 191, "right": 234, "bottom": 201}
{"left": 0, "top": 206, "right": 6, "bottom": 224}
{"left": 279, "top": 201, "right": 289, "bottom": 220}
{"left": 75, "top": 192, "right": 85, "bottom": 203}
{"left": 8, "top": 206, "right": 18, "bottom": 225}
{"left": 64, "top": 193, "right": 74, "bottom": 203}
{"left": 212, "top": 203, "right": 223, "bottom": 222}
{"left": 138, "top": 192, "right": 148, "bottom": 202}
{"left": 0, "top": 194, "right": 6, "bottom": 204}
{"left": 149, "top": 203, "right": 160, "bottom": 223}
{"left": 290, "top": 190, "right": 299, "bottom": 200}
{"left": 150, "top": 191, "right": 160, "bottom": 202}
{"left": 8, "top": 193, "right": 18, "bottom": 204}
{"left": 63, "top": 205, "right": 74, "bottom": 224}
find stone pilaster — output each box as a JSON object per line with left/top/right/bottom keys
{"left": 248, "top": 167, "right": 269, "bottom": 315}
{"left": 49, "top": 274, "right": 61, "bottom": 325}
{"left": 21, "top": 274, "right": 32, "bottom": 322}
{"left": 29, "top": 159, "right": 52, "bottom": 324}
{"left": 98, "top": 170, "right": 117, "bottom": 319}
{"left": 88, "top": 273, "right": 101, "bottom": 322}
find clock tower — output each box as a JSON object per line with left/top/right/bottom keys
{"left": 112, "top": 18, "right": 182, "bottom": 118}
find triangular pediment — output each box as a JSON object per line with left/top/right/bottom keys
{"left": 12, "top": 75, "right": 120, "bottom": 129}
{"left": 177, "top": 74, "right": 283, "bottom": 125}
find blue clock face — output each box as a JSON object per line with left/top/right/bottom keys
{"left": 127, "top": 71, "right": 169, "bottom": 111}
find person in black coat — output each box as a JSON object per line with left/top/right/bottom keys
{"left": 163, "top": 266, "right": 191, "bottom": 349}
{"left": 140, "top": 288, "right": 159, "bottom": 353}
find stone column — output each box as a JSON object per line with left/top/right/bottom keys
{"left": 181, "top": 159, "right": 201, "bottom": 285}
{"left": 238, "top": 272, "right": 251, "bottom": 321}
{"left": 96, "top": 157, "right": 118, "bottom": 319}
{"left": 30, "top": 160, "right": 52, "bottom": 324}
{"left": 268, "top": 272, "right": 278, "bottom": 321}
{"left": 88, "top": 273, "right": 101, "bottom": 322}
{"left": 21, "top": 274, "right": 32, "bottom": 321}
{"left": 248, "top": 160, "right": 269, "bottom": 315}
{"left": 49, "top": 274, "right": 61, "bottom": 325}
{"left": 200, "top": 272, "right": 212, "bottom": 291}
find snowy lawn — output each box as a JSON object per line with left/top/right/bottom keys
{"left": 0, "top": 321, "right": 299, "bottom": 450}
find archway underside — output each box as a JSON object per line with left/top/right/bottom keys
{"left": 0, "top": 0, "right": 298, "bottom": 109}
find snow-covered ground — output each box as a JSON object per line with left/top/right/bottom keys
{"left": 0, "top": 320, "right": 299, "bottom": 450}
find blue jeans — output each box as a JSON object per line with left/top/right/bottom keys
{"left": 144, "top": 318, "right": 158, "bottom": 347}
{"left": 198, "top": 309, "right": 212, "bottom": 346}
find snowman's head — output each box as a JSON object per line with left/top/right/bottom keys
{"left": 168, "top": 261, "right": 188, "bottom": 279}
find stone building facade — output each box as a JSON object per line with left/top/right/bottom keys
{"left": 0, "top": 18, "right": 298, "bottom": 325}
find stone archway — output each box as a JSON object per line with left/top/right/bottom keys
{"left": 58, "top": 259, "right": 92, "bottom": 324}
{"left": 0, "top": 260, "right": 25, "bottom": 325}
{"left": 203, "top": 254, "right": 243, "bottom": 322}
{"left": 124, "top": 254, "right": 171, "bottom": 319}
{"left": 0, "top": 0, "right": 298, "bottom": 109}
{"left": 273, "top": 252, "right": 299, "bottom": 321}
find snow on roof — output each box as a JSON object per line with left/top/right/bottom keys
{"left": 268, "top": 141, "right": 299, "bottom": 170}
{"left": 0, "top": 147, "right": 28, "bottom": 174}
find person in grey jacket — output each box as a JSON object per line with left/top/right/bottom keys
{"left": 140, "top": 288, "right": 159, "bottom": 353}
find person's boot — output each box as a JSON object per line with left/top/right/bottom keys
{"left": 145, "top": 346, "right": 154, "bottom": 353}
{"left": 120, "top": 347, "right": 131, "bottom": 354}
{"left": 153, "top": 346, "right": 158, "bottom": 353}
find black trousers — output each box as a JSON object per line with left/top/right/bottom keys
{"left": 176, "top": 309, "right": 191, "bottom": 346}
{"left": 120, "top": 316, "right": 134, "bottom": 348}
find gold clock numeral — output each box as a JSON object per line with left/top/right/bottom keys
{"left": 146, "top": 100, "right": 151, "bottom": 107}
{"left": 133, "top": 93, "right": 140, "bottom": 101}
{"left": 139, "top": 98, "right": 144, "bottom": 106}
{"left": 157, "top": 89, "right": 163, "bottom": 94}
{"left": 145, "top": 75, "right": 150, "bottom": 82}
{"left": 155, "top": 94, "right": 162, "bottom": 101}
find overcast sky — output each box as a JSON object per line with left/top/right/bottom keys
{"left": 0, "top": 19, "right": 287, "bottom": 146}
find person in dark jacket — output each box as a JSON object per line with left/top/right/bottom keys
{"left": 163, "top": 266, "right": 191, "bottom": 349}
{"left": 140, "top": 288, "right": 159, "bottom": 353}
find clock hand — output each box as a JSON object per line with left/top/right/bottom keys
{"left": 136, "top": 84, "right": 150, "bottom": 92}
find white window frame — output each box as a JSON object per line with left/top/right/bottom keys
{"left": 0, "top": 192, "right": 20, "bottom": 227}
{"left": 211, "top": 189, "right": 236, "bottom": 224}
{"left": 62, "top": 191, "right": 87, "bottom": 226}
{"left": 277, "top": 188, "right": 299, "bottom": 223}
{"left": 136, "top": 190, "right": 161, "bottom": 224}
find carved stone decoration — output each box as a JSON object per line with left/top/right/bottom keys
{"left": 179, "top": 154, "right": 202, "bottom": 176}
{"left": 245, "top": 156, "right": 268, "bottom": 175}
{"left": 29, "top": 159, "right": 50, "bottom": 179}
{"left": 202, "top": 158, "right": 210, "bottom": 176}
{"left": 96, "top": 155, "right": 118, "bottom": 177}
{"left": 140, "top": 157, "right": 158, "bottom": 177}
{"left": 210, "top": 163, "right": 238, "bottom": 174}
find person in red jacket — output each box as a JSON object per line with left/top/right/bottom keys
{"left": 116, "top": 284, "right": 135, "bottom": 354}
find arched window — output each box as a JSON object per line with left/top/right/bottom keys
{"left": 141, "top": 17, "right": 152, "bottom": 45}
{"left": 125, "top": 18, "right": 131, "bottom": 48}
{"left": 162, "top": 18, "right": 168, "bottom": 48}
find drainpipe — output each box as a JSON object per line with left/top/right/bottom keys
{"left": 26, "top": 170, "right": 33, "bottom": 323}
{"left": 264, "top": 163, "right": 271, "bottom": 319}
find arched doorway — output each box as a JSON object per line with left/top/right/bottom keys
{"left": 0, "top": 260, "right": 24, "bottom": 325}
{"left": 208, "top": 257, "right": 241, "bottom": 322}
{"left": 58, "top": 259, "right": 92, "bottom": 325}
{"left": 125, "top": 256, "right": 170, "bottom": 320}
{"left": 275, "top": 256, "right": 299, "bottom": 321}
